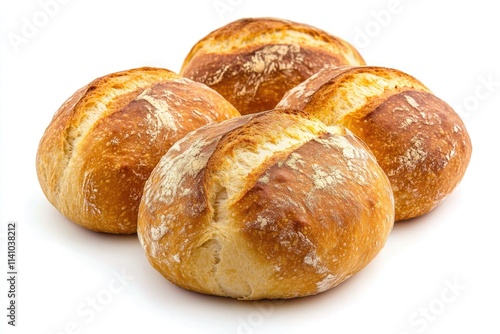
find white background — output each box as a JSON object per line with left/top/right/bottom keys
{"left": 1, "top": 0, "right": 499, "bottom": 333}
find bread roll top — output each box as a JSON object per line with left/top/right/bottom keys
{"left": 138, "top": 110, "right": 394, "bottom": 299}
{"left": 180, "top": 18, "right": 365, "bottom": 115}
{"left": 37, "top": 67, "right": 240, "bottom": 233}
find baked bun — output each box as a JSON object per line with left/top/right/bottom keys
{"left": 180, "top": 17, "right": 365, "bottom": 115}
{"left": 36, "top": 67, "right": 240, "bottom": 234}
{"left": 137, "top": 110, "right": 394, "bottom": 299}
{"left": 277, "top": 66, "right": 472, "bottom": 221}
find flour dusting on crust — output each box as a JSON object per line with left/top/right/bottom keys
{"left": 144, "top": 135, "right": 216, "bottom": 208}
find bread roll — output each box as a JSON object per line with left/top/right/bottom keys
{"left": 137, "top": 110, "right": 394, "bottom": 299}
{"left": 36, "top": 67, "right": 240, "bottom": 234}
{"left": 180, "top": 17, "right": 365, "bottom": 115}
{"left": 277, "top": 66, "right": 472, "bottom": 221}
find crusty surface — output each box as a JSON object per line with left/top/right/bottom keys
{"left": 36, "top": 67, "right": 240, "bottom": 234}
{"left": 277, "top": 66, "right": 472, "bottom": 221}
{"left": 138, "top": 110, "right": 394, "bottom": 299}
{"left": 180, "top": 18, "right": 365, "bottom": 115}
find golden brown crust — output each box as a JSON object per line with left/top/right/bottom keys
{"left": 182, "top": 45, "right": 347, "bottom": 115}
{"left": 349, "top": 90, "right": 472, "bottom": 220}
{"left": 36, "top": 67, "right": 240, "bottom": 234}
{"left": 277, "top": 66, "right": 472, "bottom": 221}
{"left": 181, "top": 18, "right": 364, "bottom": 67}
{"left": 138, "top": 110, "right": 394, "bottom": 299}
{"left": 180, "top": 18, "right": 365, "bottom": 115}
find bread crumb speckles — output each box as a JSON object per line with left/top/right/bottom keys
{"left": 172, "top": 254, "right": 181, "bottom": 263}
{"left": 311, "top": 134, "right": 377, "bottom": 188}
{"left": 303, "top": 250, "right": 328, "bottom": 275}
{"left": 314, "top": 135, "right": 365, "bottom": 161}
{"left": 396, "top": 94, "right": 442, "bottom": 128}
{"left": 400, "top": 117, "right": 416, "bottom": 129}
{"left": 342, "top": 144, "right": 358, "bottom": 160}
{"left": 312, "top": 164, "right": 345, "bottom": 189}
{"left": 138, "top": 91, "right": 181, "bottom": 134}
{"left": 285, "top": 152, "right": 306, "bottom": 171}
{"left": 205, "top": 64, "right": 231, "bottom": 86}
{"left": 256, "top": 216, "right": 270, "bottom": 229}
{"left": 445, "top": 146, "right": 457, "bottom": 162}
{"left": 393, "top": 106, "right": 410, "bottom": 113}
{"left": 109, "top": 137, "right": 120, "bottom": 145}
{"left": 242, "top": 44, "right": 302, "bottom": 74}
{"left": 273, "top": 228, "right": 318, "bottom": 268}
{"left": 316, "top": 274, "right": 336, "bottom": 293}
{"left": 235, "top": 44, "right": 305, "bottom": 98}
{"left": 150, "top": 222, "right": 169, "bottom": 241}
{"left": 135, "top": 77, "right": 224, "bottom": 144}
{"left": 399, "top": 135, "right": 428, "bottom": 170}
{"left": 144, "top": 135, "right": 216, "bottom": 208}
{"left": 258, "top": 173, "right": 270, "bottom": 184}
{"left": 150, "top": 217, "right": 170, "bottom": 241}
{"left": 405, "top": 94, "right": 420, "bottom": 109}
